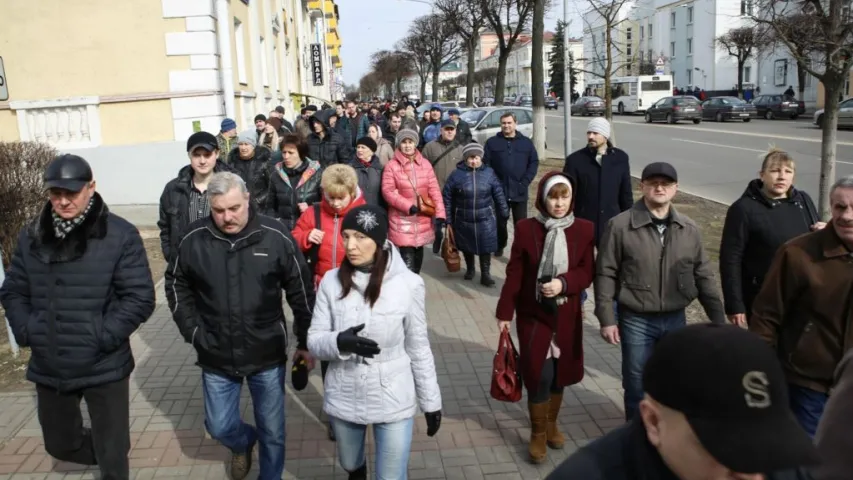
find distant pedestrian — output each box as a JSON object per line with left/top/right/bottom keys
{"left": 366, "top": 124, "right": 394, "bottom": 166}
{"left": 216, "top": 118, "right": 238, "bottom": 161}
{"left": 166, "top": 172, "right": 314, "bottom": 480}
{"left": 422, "top": 119, "right": 464, "bottom": 254}
{"left": 546, "top": 324, "right": 819, "bottom": 479}
{"left": 496, "top": 172, "right": 595, "bottom": 464}
{"left": 1, "top": 154, "right": 156, "bottom": 480}
{"left": 595, "top": 162, "right": 725, "bottom": 421}
{"left": 226, "top": 130, "right": 272, "bottom": 211}
{"left": 447, "top": 108, "right": 472, "bottom": 145}
{"left": 750, "top": 174, "right": 853, "bottom": 436}
{"left": 483, "top": 111, "right": 539, "bottom": 257}
{"left": 308, "top": 205, "right": 442, "bottom": 480}
{"left": 719, "top": 148, "right": 822, "bottom": 327}
{"left": 307, "top": 110, "right": 349, "bottom": 167}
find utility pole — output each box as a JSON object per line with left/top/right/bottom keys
{"left": 563, "top": 4, "right": 572, "bottom": 157}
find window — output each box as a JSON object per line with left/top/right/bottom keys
{"left": 640, "top": 26, "right": 645, "bottom": 38}
{"left": 670, "top": 41, "right": 676, "bottom": 57}
{"left": 671, "top": 11, "right": 676, "bottom": 28}
{"left": 741, "top": 0, "right": 753, "bottom": 15}
{"left": 627, "top": 44, "right": 632, "bottom": 56}
{"left": 687, "top": 6, "right": 694, "bottom": 23}
{"left": 273, "top": 43, "right": 280, "bottom": 90}
{"left": 648, "top": 49, "right": 653, "bottom": 62}
{"left": 234, "top": 18, "right": 247, "bottom": 84}
{"left": 687, "top": 38, "right": 693, "bottom": 55}
{"left": 687, "top": 69, "right": 693, "bottom": 84}
{"left": 744, "top": 65, "right": 752, "bottom": 83}
{"left": 642, "top": 80, "right": 671, "bottom": 91}
{"left": 260, "top": 36, "right": 269, "bottom": 87}
{"left": 627, "top": 27, "right": 632, "bottom": 41}
{"left": 649, "top": 24, "right": 653, "bottom": 38}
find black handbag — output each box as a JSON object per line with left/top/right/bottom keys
{"left": 305, "top": 203, "right": 322, "bottom": 271}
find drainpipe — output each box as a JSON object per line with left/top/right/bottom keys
{"left": 216, "top": 0, "right": 236, "bottom": 120}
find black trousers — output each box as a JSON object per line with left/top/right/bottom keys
{"left": 398, "top": 246, "right": 425, "bottom": 274}
{"left": 527, "top": 358, "right": 564, "bottom": 404}
{"left": 36, "top": 376, "right": 131, "bottom": 480}
{"left": 497, "top": 201, "right": 528, "bottom": 251}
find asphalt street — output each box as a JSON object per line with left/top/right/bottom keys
{"left": 543, "top": 107, "right": 853, "bottom": 205}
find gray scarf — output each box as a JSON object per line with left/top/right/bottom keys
{"left": 534, "top": 212, "right": 575, "bottom": 305}
{"left": 52, "top": 197, "right": 95, "bottom": 239}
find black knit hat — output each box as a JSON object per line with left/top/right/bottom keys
{"left": 341, "top": 205, "right": 388, "bottom": 249}
{"left": 356, "top": 136, "right": 378, "bottom": 153}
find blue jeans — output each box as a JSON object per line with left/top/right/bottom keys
{"left": 788, "top": 384, "right": 829, "bottom": 437}
{"left": 331, "top": 416, "right": 414, "bottom": 479}
{"left": 202, "top": 366, "right": 286, "bottom": 480}
{"left": 619, "top": 308, "right": 687, "bottom": 421}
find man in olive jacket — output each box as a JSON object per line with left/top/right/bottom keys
{"left": 595, "top": 162, "right": 724, "bottom": 422}
{"left": 750, "top": 174, "right": 853, "bottom": 437}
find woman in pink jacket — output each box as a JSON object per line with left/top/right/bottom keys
{"left": 381, "top": 128, "right": 446, "bottom": 273}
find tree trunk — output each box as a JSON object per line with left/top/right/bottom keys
{"left": 531, "top": 0, "right": 547, "bottom": 160}
{"left": 495, "top": 54, "right": 509, "bottom": 105}
{"left": 819, "top": 79, "right": 842, "bottom": 219}
{"left": 796, "top": 60, "right": 806, "bottom": 98}
{"left": 465, "top": 35, "right": 478, "bottom": 107}
{"left": 431, "top": 68, "right": 440, "bottom": 102}
{"left": 419, "top": 74, "right": 428, "bottom": 101}
{"left": 737, "top": 58, "right": 744, "bottom": 98}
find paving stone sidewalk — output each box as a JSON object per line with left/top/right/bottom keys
{"left": 0, "top": 245, "right": 626, "bottom": 479}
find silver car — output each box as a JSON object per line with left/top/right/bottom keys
{"left": 460, "top": 107, "right": 538, "bottom": 144}
{"left": 814, "top": 97, "right": 853, "bottom": 128}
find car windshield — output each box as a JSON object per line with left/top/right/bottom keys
{"left": 461, "top": 109, "right": 487, "bottom": 125}
{"left": 586, "top": 97, "right": 602, "bottom": 102}
{"left": 720, "top": 97, "right": 745, "bottom": 105}
{"left": 675, "top": 97, "right": 699, "bottom": 105}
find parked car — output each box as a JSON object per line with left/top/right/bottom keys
{"left": 570, "top": 96, "right": 605, "bottom": 116}
{"left": 460, "top": 107, "right": 544, "bottom": 144}
{"left": 644, "top": 96, "right": 703, "bottom": 124}
{"left": 700, "top": 96, "right": 757, "bottom": 122}
{"left": 814, "top": 97, "right": 853, "bottom": 128}
{"left": 544, "top": 97, "right": 559, "bottom": 110}
{"left": 415, "top": 101, "right": 478, "bottom": 117}
{"left": 515, "top": 95, "right": 533, "bottom": 107}
{"left": 751, "top": 94, "right": 800, "bottom": 120}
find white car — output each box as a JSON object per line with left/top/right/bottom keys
{"left": 814, "top": 97, "right": 853, "bottom": 128}
{"left": 460, "top": 107, "right": 544, "bottom": 144}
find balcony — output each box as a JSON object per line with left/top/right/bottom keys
{"left": 9, "top": 96, "right": 102, "bottom": 148}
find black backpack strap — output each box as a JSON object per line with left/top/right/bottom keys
{"left": 314, "top": 202, "right": 322, "bottom": 229}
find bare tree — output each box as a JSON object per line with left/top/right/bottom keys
{"left": 398, "top": 35, "right": 434, "bottom": 101}
{"left": 371, "top": 50, "right": 412, "bottom": 99}
{"left": 435, "top": 0, "right": 488, "bottom": 106}
{"left": 410, "top": 13, "right": 464, "bottom": 102}
{"left": 481, "top": 0, "right": 537, "bottom": 105}
{"left": 358, "top": 72, "right": 381, "bottom": 99}
{"left": 765, "top": 13, "right": 820, "bottom": 100}
{"left": 531, "top": 0, "right": 547, "bottom": 158}
{"left": 716, "top": 26, "right": 770, "bottom": 97}
{"left": 751, "top": 2, "right": 853, "bottom": 217}
{"left": 579, "top": 0, "right": 632, "bottom": 122}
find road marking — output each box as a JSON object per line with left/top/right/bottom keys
{"left": 671, "top": 139, "right": 766, "bottom": 153}
{"left": 544, "top": 113, "right": 853, "bottom": 147}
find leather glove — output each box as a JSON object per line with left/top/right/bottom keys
{"left": 425, "top": 410, "right": 442, "bottom": 437}
{"left": 336, "top": 324, "right": 381, "bottom": 358}
{"left": 409, "top": 205, "right": 420, "bottom": 215}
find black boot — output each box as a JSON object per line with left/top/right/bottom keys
{"left": 463, "top": 253, "right": 476, "bottom": 280}
{"left": 348, "top": 463, "right": 367, "bottom": 480}
{"left": 480, "top": 255, "right": 495, "bottom": 287}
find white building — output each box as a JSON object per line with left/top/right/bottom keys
{"left": 504, "top": 36, "right": 554, "bottom": 96}
{"left": 582, "top": 1, "right": 636, "bottom": 86}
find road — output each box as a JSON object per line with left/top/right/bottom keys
{"left": 543, "top": 108, "right": 853, "bottom": 205}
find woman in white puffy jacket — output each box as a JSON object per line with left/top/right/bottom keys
{"left": 308, "top": 204, "right": 442, "bottom": 480}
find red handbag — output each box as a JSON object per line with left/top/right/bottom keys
{"left": 490, "top": 327, "right": 523, "bottom": 403}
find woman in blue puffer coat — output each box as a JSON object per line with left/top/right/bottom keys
{"left": 443, "top": 142, "right": 510, "bottom": 287}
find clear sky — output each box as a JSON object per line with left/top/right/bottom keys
{"left": 336, "top": 0, "right": 584, "bottom": 84}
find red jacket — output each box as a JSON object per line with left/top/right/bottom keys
{"left": 495, "top": 171, "right": 595, "bottom": 389}
{"left": 381, "top": 149, "right": 446, "bottom": 248}
{"left": 291, "top": 191, "right": 367, "bottom": 286}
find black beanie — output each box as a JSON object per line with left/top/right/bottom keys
{"left": 342, "top": 205, "right": 388, "bottom": 249}
{"left": 356, "top": 136, "right": 378, "bottom": 153}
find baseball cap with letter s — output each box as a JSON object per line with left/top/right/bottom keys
{"left": 642, "top": 323, "right": 819, "bottom": 473}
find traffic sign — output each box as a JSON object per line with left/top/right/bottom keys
{"left": 0, "top": 57, "right": 7, "bottom": 101}
{"left": 655, "top": 57, "right": 665, "bottom": 66}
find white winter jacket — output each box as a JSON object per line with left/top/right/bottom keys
{"left": 307, "top": 246, "right": 442, "bottom": 425}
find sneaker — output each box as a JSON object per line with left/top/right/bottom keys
{"left": 230, "top": 440, "right": 255, "bottom": 480}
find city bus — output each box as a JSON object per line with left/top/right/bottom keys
{"left": 586, "top": 75, "right": 673, "bottom": 114}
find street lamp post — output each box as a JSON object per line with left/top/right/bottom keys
{"left": 563, "top": 0, "right": 572, "bottom": 157}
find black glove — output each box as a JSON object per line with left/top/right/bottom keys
{"left": 409, "top": 204, "right": 419, "bottom": 215}
{"left": 336, "top": 324, "right": 381, "bottom": 358}
{"left": 425, "top": 410, "right": 442, "bottom": 437}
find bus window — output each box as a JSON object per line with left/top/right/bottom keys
{"left": 641, "top": 80, "right": 671, "bottom": 91}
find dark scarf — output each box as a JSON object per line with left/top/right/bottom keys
{"left": 52, "top": 196, "right": 95, "bottom": 239}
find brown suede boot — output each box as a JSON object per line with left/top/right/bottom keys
{"left": 528, "top": 401, "right": 549, "bottom": 464}
{"left": 546, "top": 393, "right": 565, "bottom": 449}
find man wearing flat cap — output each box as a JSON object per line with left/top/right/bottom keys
{"left": 0, "top": 155, "right": 155, "bottom": 479}
{"left": 595, "top": 162, "right": 725, "bottom": 421}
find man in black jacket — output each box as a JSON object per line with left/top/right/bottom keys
{"left": 307, "top": 109, "right": 349, "bottom": 167}
{"left": 166, "top": 171, "right": 314, "bottom": 480}
{"left": 547, "top": 324, "right": 818, "bottom": 480}
{"left": 0, "top": 155, "right": 155, "bottom": 480}
{"left": 158, "top": 131, "right": 233, "bottom": 261}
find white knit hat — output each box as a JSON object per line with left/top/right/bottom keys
{"left": 587, "top": 117, "right": 611, "bottom": 139}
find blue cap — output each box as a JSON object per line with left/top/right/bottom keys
{"left": 221, "top": 118, "right": 237, "bottom": 132}
{"left": 440, "top": 119, "right": 456, "bottom": 129}
{"left": 429, "top": 104, "right": 442, "bottom": 112}
{"left": 448, "top": 108, "right": 460, "bottom": 115}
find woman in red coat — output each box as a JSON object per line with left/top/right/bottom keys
{"left": 495, "top": 171, "right": 595, "bottom": 464}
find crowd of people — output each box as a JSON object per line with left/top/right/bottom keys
{"left": 0, "top": 96, "right": 850, "bottom": 480}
